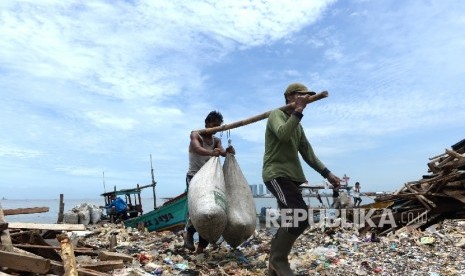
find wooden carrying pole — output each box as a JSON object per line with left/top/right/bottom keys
{"left": 193, "top": 91, "right": 329, "bottom": 135}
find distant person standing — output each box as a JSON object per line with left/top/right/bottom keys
{"left": 262, "top": 83, "right": 341, "bottom": 275}
{"left": 353, "top": 182, "right": 362, "bottom": 207}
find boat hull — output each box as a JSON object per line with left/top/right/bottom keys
{"left": 124, "top": 192, "right": 188, "bottom": 232}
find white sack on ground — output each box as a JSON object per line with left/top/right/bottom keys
{"left": 78, "top": 211, "right": 91, "bottom": 226}
{"left": 339, "top": 191, "right": 352, "bottom": 208}
{"left": 188, "top": 157, "right": 228, "bottom": 243}
{"left": 90, "top": 207, "right": 102, "bottom": 224}
{"left": 63, "top": 212, "right": 79, "bottom": 224}
{"left": 72, "top": 203, "right": 91, "bottom": 225}
{"left": 222, "top": 153, "right": 257, "bottom": 248}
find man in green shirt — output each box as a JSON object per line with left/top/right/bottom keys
{"left": 263, "top": 83, "right": 341, "bottom": 276}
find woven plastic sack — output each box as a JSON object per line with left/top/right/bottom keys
{"left": 188, "top": 157, "right": 228, "bottom": 243}
{"left": 339, "top": 191, "right": 352, "bottom": 208}
{"left": 222, "top": 153, "right": 257, "bottom": 248}
{"left": 90, "top": 207, "right": 103, "bottom": 224}
{"left": 63, "top": 212, "right": 79, "bottom": 224}
{"left": 78, "top": 210, "right": 91, "bottom": 226}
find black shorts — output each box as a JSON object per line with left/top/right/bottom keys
{"left": 264, "top": 177, "right": 309, "bottom": 235}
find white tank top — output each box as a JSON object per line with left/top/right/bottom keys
{"left": 187, "top": 136, "right": 217, "bottom": 176}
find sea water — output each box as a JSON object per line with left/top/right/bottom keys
{"left": 1, "top": 195, "right": 374, "bottom": 225}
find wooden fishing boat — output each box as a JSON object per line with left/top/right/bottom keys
{"left": 123, "top": 154, "right": 188, "bottom": 232}
{"left": 101, "top": 183, "right": 155, "bottom": 221}
{"left": 101, "top": 155, "right": 188, "bottom": 232}
{"left": 124, "top": 192, "right": 188, "bottom": 232}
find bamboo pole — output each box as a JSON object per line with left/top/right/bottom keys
{"left": 193, "top": 91, "right": 329, "bottom": 135}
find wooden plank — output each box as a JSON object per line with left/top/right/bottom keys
{"left": 49, "top": 260, "right": 65, "bottom": 275}
{"left": 429, "top": 151, "right": 447, "bottom": 160}
{"left": 404, "top": 183, "right": 432, "bottom": 211}
{"left": 8, "top": 222, "right": 85, "bottom": 231}
{"left": 10, "top": 229, "right": 63, "bottom": 262}
{"left": 3, "top": 207, "right": 49, "bottom": 216}
{"left": 418, "top": 194, "right": 436, "bottom": 208}
{"left": 78, "top": 268, "right": 111, "bottom": 276}
{"left": 445, "top": 148, "right": 464, "bottom": 159}
{"left": 443, "top": 189, "right": 465, "bottom": 204}
{"left": 15, "top": 243, "right": 93, "bottom": 252}
{"left": 98, "top": 251, "right": 134, "bottom": 262}
{"left": 79, "top": 260, "right": 124, "bottom": 272}
{"left": 0, "top": 250, "right": 51, "bottom": 274}
{"left": 49, "top": 260, "right": 111, "bottom": 276}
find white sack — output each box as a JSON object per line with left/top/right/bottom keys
{"left": 63, "top": 212, "right": 79, "bottom": 224}
{"left": 339, "top": 191, "right": 352, "bottom": 208}
{"left": 78, "top": 210, "right": 91, "bottom": 226}
{"left": 188, "top": 157, "right": 228, "bottom": 243}
{"left": 222, "top": 153, "right": 257, "bottom": 248}
{"left": 90, "top": 207, "right": 103, "bottom": 224}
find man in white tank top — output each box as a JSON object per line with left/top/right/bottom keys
{"left": 183, "top": 111, "right": 235, "bottom": 253}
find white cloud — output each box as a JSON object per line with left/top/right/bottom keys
{"left": 54, "top": 166, "right": 102, "bottom": 177}
{"left": 85, "top": 111, "right": 138, "bottom": 130}
{"left": 0, "top": 144, "right": 43, "bottom": 158}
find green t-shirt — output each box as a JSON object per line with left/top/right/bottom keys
{"left": 262, "top": 109, "right": 327, "bottom": 183}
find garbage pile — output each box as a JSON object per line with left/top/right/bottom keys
{"left": 6, "top": 219, "right": 465, "bottom": 275}
{"left": 364, "top": 139, "right": 465, "bottom": 236}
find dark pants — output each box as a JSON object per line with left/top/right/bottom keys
{"left": 264, "top": 177, "right": 309, "bottom": 236}
{"left": 185, "top": 175, "right": 209, "bottom": 248}
{"left": 108, "top": 207, "right": 128, "bottom": 221}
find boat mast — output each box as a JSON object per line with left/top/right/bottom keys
{"left": 102, "top": 171, "right": 106, "bottom": 193}
{"left": 150, "top": 154, "right": 157, "bottom": 209}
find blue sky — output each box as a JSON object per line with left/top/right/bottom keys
{"left": 1, "top": 0, "right": 464, "bottom": 200}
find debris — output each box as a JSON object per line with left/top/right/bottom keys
{"left": 361, "top": 139, "right": 465, "bottom": 235}
{"left": 1, "top": 216, "right": 465, "bottom": 274}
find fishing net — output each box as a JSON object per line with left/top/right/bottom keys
{"left": 222, "top": 153, "right": 257, "bottom": 248}
{"left": 188, "top": 157, "right": 228, "bottom": 243}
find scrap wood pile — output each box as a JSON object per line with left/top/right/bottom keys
{"left": 0, "top": 204, "right": 129, "bottom": 276}
{"left": 368, "top": 139, "right": 465, "bottom": 236}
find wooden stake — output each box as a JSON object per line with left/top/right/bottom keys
{"left": 57, "top": 234, "right": 78, "bottom": 276}
{"left": 80, "top": 260, "right": 124, "bottom": 272}
{"left": 57, "top": 194, "right": 65, "bottom": 223}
